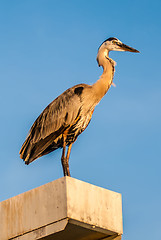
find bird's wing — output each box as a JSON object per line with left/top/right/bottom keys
{"left": 20, "top": 84, "right": 88, "bottom": 162}
{"left": 31, "top": 86, "right": 85, "bottom": 143}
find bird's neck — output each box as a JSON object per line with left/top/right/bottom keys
{"left": 92, "top": 52, "right": 115, "bottom": 103}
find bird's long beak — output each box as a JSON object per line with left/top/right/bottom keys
{"left": 117, "top": 42, "right": 140, "bottom": 53}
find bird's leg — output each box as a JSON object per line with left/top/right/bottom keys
{"left": 61, "top": 143, "right": 67, "bottom": 176}
{"left": 65, "top": 143, "right": 73, "bottom": 177}
{"left": 61, "top": 136, "right": 70, "bottom": 176}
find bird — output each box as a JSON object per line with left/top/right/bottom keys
{"left": 19, "top": 37, "right": 139, "bottom": 176}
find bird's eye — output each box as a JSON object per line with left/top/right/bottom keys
{"left": 112, "top": 40, "right": 116, "bottom": 44}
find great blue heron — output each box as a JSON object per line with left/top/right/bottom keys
{"left": 20, "top": 37, "right": 139, "bottom": 176}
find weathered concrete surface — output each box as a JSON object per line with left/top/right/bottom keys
{"left": 0, "top": 177, "right": 123, "bottom": 240}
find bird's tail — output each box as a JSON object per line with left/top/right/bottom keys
{"left": 19, "top": 134, "right": 33, "bottom": 164}
{"left": 19, "top": 131, "right": 61, "bottom": 165}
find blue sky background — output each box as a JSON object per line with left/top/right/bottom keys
{"left": 0, "top": 1, "right": 161, "bottom": 239}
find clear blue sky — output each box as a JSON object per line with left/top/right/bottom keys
{"left": 0, "top": 1, "right": 161, "bottom": 239}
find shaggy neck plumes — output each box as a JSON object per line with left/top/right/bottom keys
{"left": 92, "top": 49, "right": 115, "bottom": 102}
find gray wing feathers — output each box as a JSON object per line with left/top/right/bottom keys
{"left": 20, "top": 86, "right": 84, "bottom": 163}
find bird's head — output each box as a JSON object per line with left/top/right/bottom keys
{"left": 98, "top": 37, "right": 139, "bottom": 53}
{"left": 97, "top": 37, "right": 139, "bottom": 67}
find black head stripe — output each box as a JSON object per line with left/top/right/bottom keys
{"left": 98, "top": 37, "right": 118, "bottom": 50}
{"left": 106, "top": 37, "right": 118, "bottom": 41}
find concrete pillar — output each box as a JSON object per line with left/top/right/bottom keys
{"left": 0, "top": 177, "right": 123, "bottom": 240}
